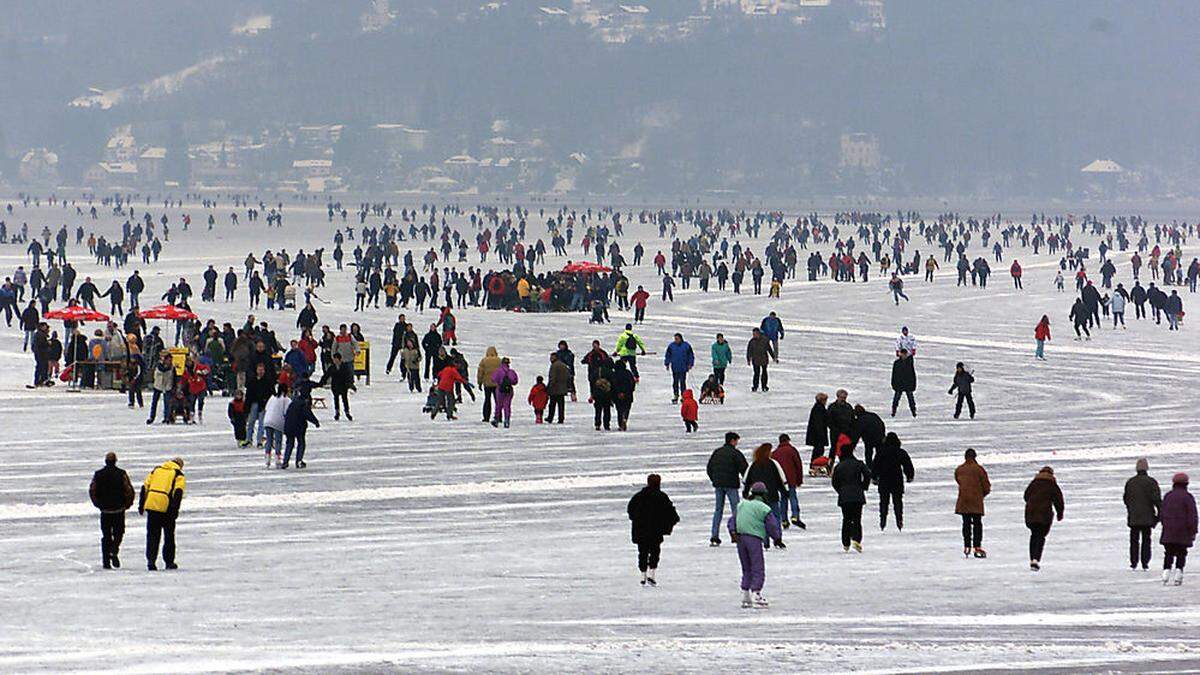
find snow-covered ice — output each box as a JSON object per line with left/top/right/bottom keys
{"left": 0, "top": 201, "right": 1198, "bottom": 673}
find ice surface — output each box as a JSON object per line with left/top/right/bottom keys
{"left": 0, "top": 201, "right": 1197, "bottom": 673}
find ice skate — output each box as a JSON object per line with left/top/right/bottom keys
{"left": 852, "top": 541, "right": 862, "bottom": 553}
{"left": 646, "top": 568, "right": 657, "bottom": 586}
{"left": 1163, "top": 568, "right": 1175, "bottom": 585}
{"left": 1030, "top": 560, "right": 1041, "bottom": 571}
{"left": 973, "top": 548, "right": 987, "bottom": 559}
{"left": 753, "top": 592, "right": 768, "bottom": 608}
{"left": 1175, "top": 570, "right": 1184, "bottom": 586}
{"left": 741, "top": 590, "right": 752, "bottom": 608}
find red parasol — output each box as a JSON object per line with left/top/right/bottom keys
{"left": 561, "top": 261, "right": 613, "bottom": 274}
{"left": 138, "top": 304, "right": 198, "bottom": 321}
{"left": 43, "top": 304, "right": 110, "bottom": 322}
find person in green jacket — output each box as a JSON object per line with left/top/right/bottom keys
{"left": 728, "top": 482, "right": 784, "bottom": 608}
{"left": 614, "top": 324, "right": 647, "bottom": 380}
{"left": 711, "top": 333, "right": 732, "bottom": 385}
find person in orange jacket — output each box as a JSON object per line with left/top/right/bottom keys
{"left": 680, "top": 389, "right": 698, "bottom": 433}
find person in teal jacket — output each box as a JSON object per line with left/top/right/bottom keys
{"left": 728, "top": 482, "right": 783, "bottom": 608}
{"left": 710, "top": 333, "right": 733, "bottom": 385}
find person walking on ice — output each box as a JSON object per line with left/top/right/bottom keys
{"left": 955, "top": 448, "right": 991, "bottom": 558}
{"left": 1160, "top": 472, "right": 1197, "bottom": 585}
{"left": 1024, "top": 466, "right": 1064, "bottom": 571}
{"left": 729, "top": 482, "right": 783, "bottom": 608}
{"left": 1124, "top": 458, "right": 1161, "bottom": 571}
{"left": 626, "top": 474, "right": 679, "bottom": 587}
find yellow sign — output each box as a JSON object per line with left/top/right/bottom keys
{"left": 168, "top": 347, "right": 189, "bottom": 375}
{"left": 354, "top": 341, "right": 370, "bottom": 372}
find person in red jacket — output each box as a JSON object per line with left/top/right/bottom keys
{"left": 432, "top": 362, "right": 467, "bottom": 420}
{"left": 772, "top": 434, "right": 806, "bottom": 529}
{"left": 1010, "top": 260, "right": 1023, "bottom": 289}
{"left": 527, "top": 376, "right": 549, "bottom": 423}
{"left": 189, "top": 360, "right": 211, "bottom": 422}
{"left": 1034, "top": 314, "right": 1051, "bottom": 360}
{"left": 630, "top": 285, "right": 651, "bottom": 324}
{"left": 653, "top": 251, "right": 667, "bottom": 275}
{"left": 680, "top": 389, "right": 698, "bottom": 433}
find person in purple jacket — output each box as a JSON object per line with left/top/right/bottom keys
{"left": 490, "top": 357, "right": 518, "bottom": 428}
{"left": 728, "top": 482, "right": 784, "bottom": 608}
{"left": 1160, "top": 472, "right": 1198, "bottom": 586}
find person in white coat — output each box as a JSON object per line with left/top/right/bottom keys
{"left": 1111, "top": 289, "right": 1127, "bottom": 328}
{"left": 263, "top": 384, "right": 291, "bottom": 468}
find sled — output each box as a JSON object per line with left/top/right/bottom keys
{"left": 809, "top": 455, "right": 832, "bottom": 477}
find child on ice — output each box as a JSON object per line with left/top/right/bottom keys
{"left": 528, "top": 375, "right": 549, "bottom": 423}
{"left": 680, "top": 388, "right": 698, "bottom": 432}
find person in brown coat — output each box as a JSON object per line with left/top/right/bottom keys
{"left": 1024, "top": 465, "right": 1065, "bottom": 571}
{"left": 546, "top": 353, "right": 572, "bottom": 424}
{"left": 954, "top": 448, "right": 991, "bottom": 558}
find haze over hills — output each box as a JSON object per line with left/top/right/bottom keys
{"left": 1, "top": 0, "right": 1198, "bottom": 199}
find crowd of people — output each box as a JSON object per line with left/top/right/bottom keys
{"left": 3, "top": 194, "right": 1197, "bottom": 606}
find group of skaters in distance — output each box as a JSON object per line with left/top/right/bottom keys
{"left": 627, "top": 430, "right": 1197, "bottom": 608}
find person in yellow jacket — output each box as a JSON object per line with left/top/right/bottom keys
{"left": 138, "top": 457, "right": 186, "bottom": 570}
{"left": 476, "top": 346, "right": 502, "bottom": 423}
{"left": 515, "top": 277, "right": 531, "bottom": 311}
{"left": 614, "top": 324, "right": 648, "bottom": 380}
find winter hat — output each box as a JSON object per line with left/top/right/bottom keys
{"left": 1039, "top": 465, "right": 1054, "bottom": 476}
{"left": 1173, "top": 472, "right": 1189, "bottom": 486}
{"left": 172, "top": 457, "right": 185, "bottom": 468}
{"left": 749, "top": 482, "right": 767, "bottom": 496}
{"left": 1135, "top": 458, "right": 1149, "bottom": 473}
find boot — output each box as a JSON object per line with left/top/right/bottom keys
{"left": 1175, "top": 569, "right": 1184, "bottom": 586}
{"left": 741, "top": 590, "right": 752, "bottom": 609}
{"left": 1164, "top": 568, "right": 1175, "bottom": 585}
{"left": 640, "top": 570, "right": 647, "bottom": 586}
{"left": 646, "top": 568, "right": 657, "bottom": 586}
{"left": 972, "top": 548, "right": 987, "bottom": 559}
{"left": 111, "top": 553, "right": 121, "bottom": 568}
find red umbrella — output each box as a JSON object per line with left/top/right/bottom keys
{"left": 43, "top": 304, "right": 110, "bottom": 322}
{"left": 138, "top": 304, "right": 198, "bottom": 321}
{"left": 562, "top": 261, "right": 612, "bottom": 274}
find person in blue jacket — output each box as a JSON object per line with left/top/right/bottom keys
{"left": 759, "top": 311, "right": 784, "bottom": 358}
{"left": 664, "top": 332, "right": 695, "bottom": 404}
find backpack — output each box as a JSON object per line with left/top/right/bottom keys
{"left": 594, "top": 377, "right": 611, "bottom": 393}
{"left": 499, "top": 375, "right": 514, "bottom": 395}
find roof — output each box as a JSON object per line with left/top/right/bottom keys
{"left": 444, "top": 154, "right": 478, "bottom": 165}
{"left": 140, "top": 147, "right": 167, "bottom": 159}
{"left": 619, "top": 4, "right": 650, "bottom": 14}
{"left": 1081, "top": 159, "right": 1122, "bottom": 173}
{"left": 20, "top": 148, "right": 58, "bottom": 165}
{"left": 292, "top": 159, "right": 333, "bottom": 169}
{"left": 93, "top": 162, "right": 138, "bottom": 175}
{"left": 539, "top": 7, "right": 568, "bottom": 15}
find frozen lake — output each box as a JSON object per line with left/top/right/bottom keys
{"left": 0, "top": 199, "right": 1197, "bottom": 673}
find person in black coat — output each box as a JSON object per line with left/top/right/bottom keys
{"left": 609, "top": 359, "right": 636, "bottom": 431}
{"left": 318, "top": 352, "right": 357, "bottom": 421}
{"left": 831, "top": 444, "right": 872, "bottom": 551}
{"left": 826, "top": 389, "right": 855, "bottom": 460}
{"left": 627, "top": 474, "right": 680, "bottom": 586}
{"left": 872, "top": 432, "right": 915, "bottom": 530}
{"left": 948, "top": 362, "right": 975, "bottom": 419}
{"left": 89, "top": 452, "right": 135, "bottom": 569}
{"left": 805, "top": 393, "right": 829, "bottom": 462}
{"left": 706, "top": 432, "right": 747, "bottom": 545}
{"left": 851, "top": 405, "right": 886, "bottom": 469}
{"left": 890, "top": 350, "right": 917, "bottom": 417}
